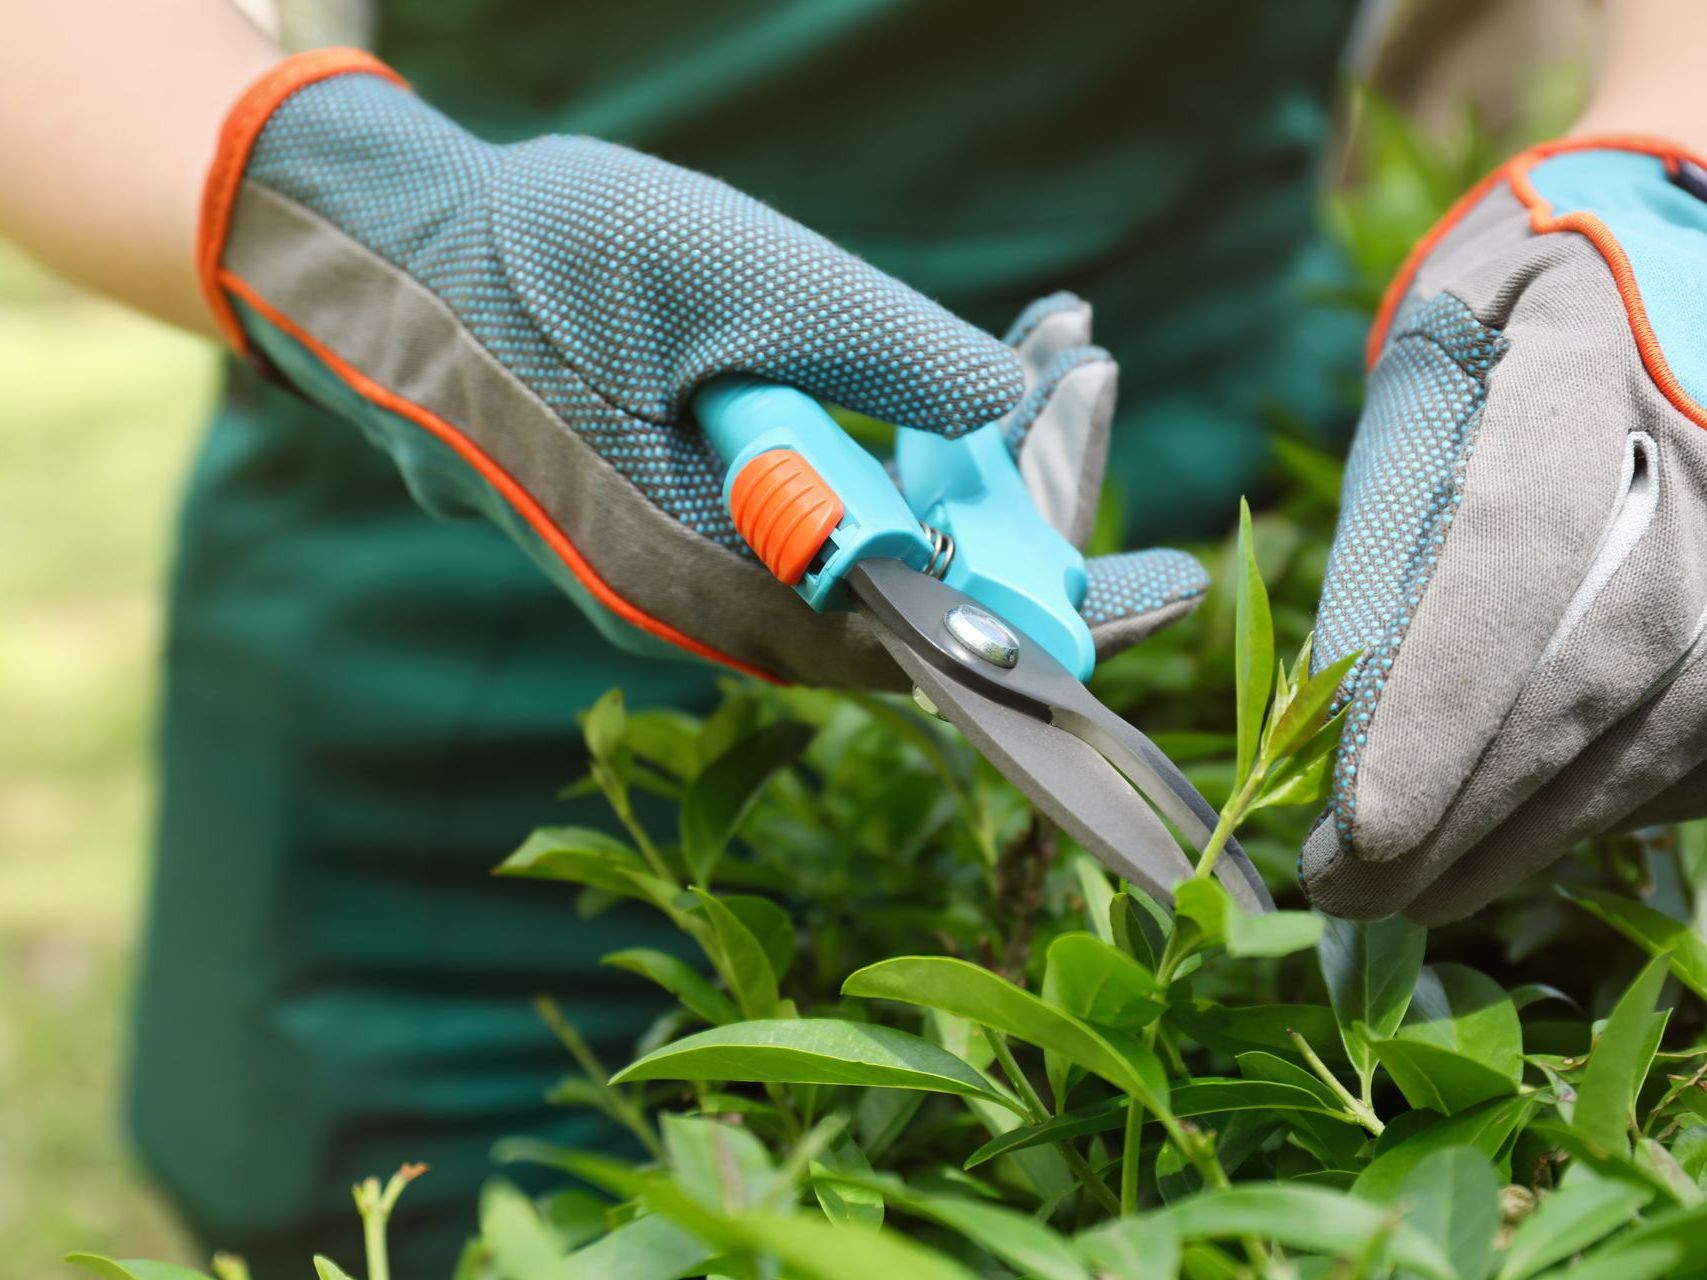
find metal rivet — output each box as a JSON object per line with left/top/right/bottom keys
{"left": 912, "top": 686, "right": 947, "bottom": 720}
{"left": 943, "top": 605, "right": 1019, "bottom": 669}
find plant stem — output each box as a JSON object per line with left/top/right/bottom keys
{"left": 984, "top": 1028, "right": 1123, "bottom": 1217}
{"left": 1120, "top": 1096, "right": 1144, "bottom": 1215}
{"left": 353, "top": 1164, "right": 425, "bottom": 1280}
{"left": 1287, "top": 1028, "right": 1383, "bottom": 1136}
{"left": 984, "top": 1027, "right": 1050, "bottom": 1122}
{"left": 535, "top": 997, "right": 666, "bottom": 1160}
{"left": 616, "top": 801, "right": 676, "bottom": 884}
{"left": 1193, "top": 765, "right": 1263, "bottom": 883}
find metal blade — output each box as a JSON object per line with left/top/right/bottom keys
{"left": 867, "top": 617, "right": 1199, "bottom": 904}
{"left": 849, "top": 558, "right": 1274, "bottom": 912}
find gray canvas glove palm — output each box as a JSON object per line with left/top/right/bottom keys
{"left": 1302, "top": 139, "right": 1707, "bottom": 923}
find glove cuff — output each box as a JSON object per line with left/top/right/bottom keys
{"left": 1368, "top": 133, "right": 1707, "bottom": 372}
{"left": 197, "top": 48, "right": 408, "bottom": 351}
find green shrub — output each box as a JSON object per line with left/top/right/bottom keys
{"left": 74, "top": 506, "right": 1707, "bottom": 1280}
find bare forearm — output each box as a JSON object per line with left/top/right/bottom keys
{"left": 1574, "top": 0, "right": 1707, "bottom": 149}
{"left": 0, "top": 1, "right": 279, "bottom": 335}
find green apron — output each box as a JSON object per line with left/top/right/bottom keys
{"left": 129, "top": 3, "right": 1361, "bottom": 1273}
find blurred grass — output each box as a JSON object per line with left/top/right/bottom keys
{"left": 0, "top": 239, "right": 214, "bottom": 1275}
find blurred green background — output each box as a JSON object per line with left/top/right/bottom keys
{"left": 0, "top": 242, "right": 210, "bottom": 1271}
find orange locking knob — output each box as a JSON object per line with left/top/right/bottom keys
{"left": 729, "top": 450, "right": 845, "bottom": 585}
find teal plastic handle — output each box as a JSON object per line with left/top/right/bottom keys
{"left": 897, "top": 424, "right": 1093, "bottom": 679}
{"left": 695, "top": 377, "right": 932, "bottom": 611}
{"left": 694, "top": 375, "right": 1095, "bottom": 679}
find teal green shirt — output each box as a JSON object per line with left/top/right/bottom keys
{"left": 129, "top": 4, "right": 1360, "bottom": 1275}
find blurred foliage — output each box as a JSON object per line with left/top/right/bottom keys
{"left": 0, "top": 241, "right": 213, "bottom": 1277}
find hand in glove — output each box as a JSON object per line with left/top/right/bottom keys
{"left": 1301, "top": 137, "right": 1707, "bottom": 921}
{"left": 199, "top": 52, "right": 1204, "bottom": 685}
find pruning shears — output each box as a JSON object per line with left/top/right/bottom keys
{"left": 694, "top": 376, "right": 1274, "bottom": 914}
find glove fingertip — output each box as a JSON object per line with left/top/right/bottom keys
{"left": 1001, "top": 291, "right": 1091, "bottom": 349}
{"left": 1081, "top": 549, "right": 1209, "bottom": 657}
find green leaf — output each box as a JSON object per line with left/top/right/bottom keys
{"left": 498, "top": 827, "right": 674, "bottom": 907}
{"left": 1041, "top": 933, "right": 1165, "bottom": 1030}
{"left": 1172, "top": 878, "right": 1322, "bottom": 958}
{"left": 1071, "top": 855, "right": 1117, "bottom": 944}
{"left": 602, "top": 948, "right": 738, "bottom": 1025}
{"left": 663, "top": 1114, "right": 777, "bottom": 1214}
{"left": 1573, "top": 953, "right": 1672, "bottom": 1157}
{"left": 1559, "top": 885, "right": 1707, "bottom": 1002}
{"left": 1235, "top": 1051, "right": 1350, "bottom": 1113}
{"left": 567, "top": 1214, "right": 715, "bottom": 1280}
{"left": 65, "top": 1259, "right": 215, "bottom": 1280}
{"left": 1544, "top": 1240, "right": 1685, "bottom": 1280}
{"left": 811, "top": 1141, "right": 883, "bottom": 1230}
{"left": 623, "top": 706, "right": 702, "bottom": 780}
{"left": 1151, "top": 1184, "right": 1457, "bottom": 1279}
{"left": 1496, "top": 1176, "right": 1655, "bottom": 1280}
{"left": 1319, "top": 913, "right": 1427, "bottom": 1087}
{"left": 1234, "top": 1050, "right": 1369, "bottom": 1167}
{"left": 1225, "top": 907, "right": 1323, "bottom": 958}
{"left": 1265, "top": 648, "right": 1359, "bottom": 762}
{"left": 1077, "top": 1218, "right": 1181, "bottom": 1280}
{"left": 719, "top": 1212, "right": 977, "bottom": 1280}
{"left": 843, "top": 956, "right": 1170, "bottom": 1114}
{"left": 1170, "top": 1001, "right": 1345, "bottom": 1063}
{"left": 311, "top": 1262, "right": 357, "bottom": 1280}
{"left": 582, "top": 687, "right": 628, "bottom": 762}
{"left": 1041, "top": 932, "right": 1165, "bottom": 1105}
{"left": 1234, "top": 497, "right": 1275, "bottom": 788}
{"left": 479, "top": 1181, "right": 570, "bottom": 1280}
{"left": 1373, "top": 1039, "right": 1517, "bottom": 1114}
{"left": 680, "top": 723, "right": 812, "bottom": 883}
{"left": 715, "top": 894, "right": 796, "bottom": 985}
{"left": 1249, "top": 707, "right": 1348, "bottom": 812}
{"left": 1354, "top": 1095, "right": 1534, "bottom": 1202}
{"left": 1581, "top": 1199, "right": 1707, "bottom": 1278}
{"left": 1110, "top": 889, "right": 1168, "bottom": 968}
{"left": 1398, "top": 964, "right": 1523, "bottom": 1084}
{"left": 1397, "top": 1147, "right": 1499, "bottom": 1280}
{"left": 612, "top": 1019, "right": 1024, "bottom": 1114}
{"left": 686, "top": 888, "right": 779, "bottom": 1019}
{"left": 964, "top": 1079, "right": 1346, "bottom": 1170}
{"left": 1173, "top": 878, "right": 1229, "bottom": 950}
{"left": 879, "top": 1187, "right": 1089, "bottom": 1280}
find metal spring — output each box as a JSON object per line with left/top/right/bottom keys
{"left": 921, "top": 523, "right": 954, "bottom": 579}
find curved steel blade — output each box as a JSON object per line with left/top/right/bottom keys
{"left": 868, "top": 620, "right": 1198, "bottom": 904}
{"left": 850, "top": 558, "right": 1273, "bottom": 912}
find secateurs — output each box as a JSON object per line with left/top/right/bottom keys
{"left": 695, "top": 376, "right": 1274, "bottom": 914}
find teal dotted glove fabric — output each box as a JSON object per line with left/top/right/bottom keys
{"left": 201, "top": 53, "right": 1203, "bottom": 686}
{"left": 1303, "top": 139, "right": 1707, "bottom": 922}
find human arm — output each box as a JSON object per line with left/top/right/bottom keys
{"left": 0, "top": 0, "right": 279, "bottom": 334}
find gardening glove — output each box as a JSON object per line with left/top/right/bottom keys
{"left": 996, "top": 291, "right": 1210, "bottom": 657}
{"left": 198, "top": 49, "right": 1026, "bottom": 687}
{"left": 1300, "top": 137, "right": 1707, "bottom": 923}
{"left": 199, "top": 52, "right": 1202, "bottom": 686}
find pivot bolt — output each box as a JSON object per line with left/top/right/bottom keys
{"left": 912, "top": 686, "right": 948, "bottom": 720}
{"left": 943, "top": 605, "right": 1019, "bottom": 669}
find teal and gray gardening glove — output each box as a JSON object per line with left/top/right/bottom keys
{"left": 1302, "top": 137, "right": 1707, "bottom": 922}
{"left": 199, "top": 51, "right": 1204, "bottom": 687}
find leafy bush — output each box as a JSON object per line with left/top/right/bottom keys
{"left": 76, "top": 503, "right": 1707, "bottom": 1280}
